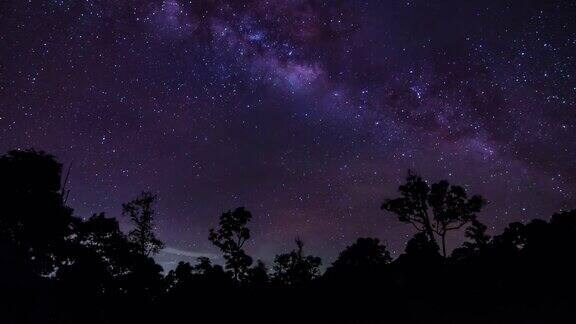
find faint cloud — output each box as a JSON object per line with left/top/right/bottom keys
{"left": 161, "top": 246, "right": 219, "bottom": 260}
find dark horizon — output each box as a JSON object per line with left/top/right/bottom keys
{"left": 2, "top": 0, "right": 575, "bottom": 271}
{"left": 7, "top": 148, "right": 573, "bottom": 272}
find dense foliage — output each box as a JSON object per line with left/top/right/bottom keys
{"left": 1, "top": 149, "right": 575, "bottom": 323}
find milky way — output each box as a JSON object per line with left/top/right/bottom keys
{"left": 1, "top": 0, "right": 575, "bottom": 268}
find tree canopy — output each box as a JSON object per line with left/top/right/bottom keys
{"left": 2, "top": 149, "right": 576, "bottom": 324}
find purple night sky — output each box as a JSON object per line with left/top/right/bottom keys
{"left": 1, "top": 0, "right": 575, "bottom": 269}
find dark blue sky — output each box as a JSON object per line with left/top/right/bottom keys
{"left": 1, "top": 0, "right": 575, "bottom": 269}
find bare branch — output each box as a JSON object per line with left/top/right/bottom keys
{"left": 61, "top": 163, "right": 72, "bottom": 204}
{"left": 446, "top": 221, "right": 469, "bottom": 231}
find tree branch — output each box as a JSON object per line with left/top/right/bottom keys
{"left": 446, "top": 221, "right": 469, "bottom": 231}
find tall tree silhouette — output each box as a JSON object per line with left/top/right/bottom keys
{"left": 272, "top": 239, "right": 322, "bottom": 286}
{"left": 123, "top": 191, "right": 164, "bottom": 256}
{"left": 0, "top": 149, "right": 74, "bottom": 275}
{"left": 209, "top": 207, "right": 253, "bottom": 281}
{"left": 382, "top": 171, "right": 486, "bottom": 256}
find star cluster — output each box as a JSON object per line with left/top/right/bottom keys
{"left": 1, "top": 0, "right": 575, "bottom": 267}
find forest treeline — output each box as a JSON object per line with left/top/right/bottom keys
{"left": 1, "top": 149, "right": 575, "bottom": 323}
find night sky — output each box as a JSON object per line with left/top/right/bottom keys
{"left": 1, "top": 0, "right": 575, "bottom": 269}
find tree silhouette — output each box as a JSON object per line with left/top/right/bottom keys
{"left": 57, "top": 212, "right": 133, "bottom": 297}
{"left": 272, "top": 239, "right": 322, "bottom": 286}
{"left": 393, "top": 232, "right": 443, "bottom": 299}
{"left": 245, "top": 260, "right": 270, "bottom": 287}
{"left": 165, "top": 261, "right": 194, "bottom": 294}
{"left": 382, "top": 171, "right": 486, "bottom": 256}
{"left": 209, "top": 207, "right": 253, "bottom": 281}
{"left": 325, "top": 237, "right": 392, "bottom": 286}
{"left": 464, "top": 218, "right": 491, "bottom": 248}
{"left": 5, "top": 147, "right": 576, "bottom": 323}
{"left": 122, "top": 191, "right": 164, "bottom": 256}
{"left": 332, "top": 237, "right": 391, "bottom": 269}
{"left": 170, "top": 261, "right": 194, "bottom": 282}
{"left": 191, "top": 256, "right": 233, "bottom": 289}
{"left": 0, "top": 149, "right": 74, "bottom": 275}
{"left": 399, "top": 232, "right": 442, "bottom": 264}
{"left": 452, "top": 218, "right": 491, "bottom": 259}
